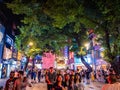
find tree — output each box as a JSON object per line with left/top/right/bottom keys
{"left": 45, "top": 0, "right": 120, "bottom": 72}
{"left": 7, "top": 0, "right": 120, "bottom": 73}
{"left": 7, "top": 1, "right": 68, "bottom": 55}
{"left": 92, "top": 0, "right": 120, "bottom": 74}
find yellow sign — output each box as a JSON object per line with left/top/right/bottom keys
{"left": 17, "top": 52, "right": 22, "bottom": 61}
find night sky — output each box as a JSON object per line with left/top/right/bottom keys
{"left": 0, "top": 0, "right": 22, "bottom": 39}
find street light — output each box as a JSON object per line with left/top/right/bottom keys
{"left": 84, "top": 43, "right": 89, "bottom": 50}
{"left": 29, "top": 42, "right": 33, "bottom": 46}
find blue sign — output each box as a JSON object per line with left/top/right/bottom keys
{"left": 74, "top": 55, "right": 92, "bottom": 64}
{"left": 5, "top": 35, "right": 13, "bottom": 46}
{"left": 74, "top": 56, "right": 82, "bottom": 63}
{"left": 0, "top": 24, "right": 5, "bottom": 43}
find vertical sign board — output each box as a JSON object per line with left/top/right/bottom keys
{"left": 0, "top": 24, "right": 5, "bottom": 62}
{"left": 3, "top": 35, "right": 13, "bottom": 60}
{"left": 64, "top": 46, "right": 69, "bottom": 58}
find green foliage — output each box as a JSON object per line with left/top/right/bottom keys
{"left": 44, "top": 0, "right": 79, "bottom": 29}
{"left": 92, "top": 0, "right": 120, "bottom": 62}
{"left": 7, "top": 0, "right": 120, "bottom": 63}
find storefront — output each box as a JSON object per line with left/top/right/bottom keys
{"left": 56, "top": 60, "right": 66, "bottom": 69}
{"left": 96, "top": 59, "right": 108, "bottom": 70}
{"left": 1, "top": 34, "right": 14, "bottom": 78}
{"left": 2, "top": 45, "right": 12, "bottom": 78}
{"left": 2, "top": 59, "right": 18, "bottom": 78}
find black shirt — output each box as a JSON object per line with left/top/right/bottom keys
{"left": 53, "top": 82, "right": 64, "bottom": 90}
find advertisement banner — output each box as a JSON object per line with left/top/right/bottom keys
{"left": 3, "top": 45, "right": 12, "bottom": 59}
{"left": 42, "top": 52, "right": 55, "bottom": 69}
{"left": 67, "top": 51, "right": 74, "bottom": 64}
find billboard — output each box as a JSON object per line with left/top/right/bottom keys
{"left": 3, "top": 45, "right": 12, "bottom": 59}
{"left": 42, "top": 52, "right": 55, "bottom": 69}
{"left": 74, "top": 54, "right": 92, "bottom": 64}
{"left": 67, "top": 51, "right": 74, "bottom": 64}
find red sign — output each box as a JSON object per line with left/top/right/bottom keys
{"left": 88, "top": 29, "right": 94, "bottom": 35}
{"left": 69, "top": 52, "right": 74, "bottom": 59}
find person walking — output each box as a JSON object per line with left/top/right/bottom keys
{"left": 45, "top": 67, "right": 56, "bottom": 90}
{"left": 4, "top": 71, "right": 15, "bottom": 90}
{"left": 86, "top": 69, "right": 91, "bottom": 84}
{"left": 91, "top": 71, "right": 95, "bottom": 82}
{"left": 38, "top": 69, "right": 41, "bottom": 82}
{"left": 64, "top": 74, "right": 71, "bottom": 90}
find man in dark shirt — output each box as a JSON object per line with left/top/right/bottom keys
{"left": 4, "top": 71, "right": 15, "bottom": 90}
{"left": 45, "top": 67, "right": 56, "bottom": 90}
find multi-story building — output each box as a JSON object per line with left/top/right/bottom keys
{"left": 0, "top": 0, "right": 21, "bottom": 78}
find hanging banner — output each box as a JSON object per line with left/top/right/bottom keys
{"left": 42, "top": 52, "right": 55, "bottom": 69}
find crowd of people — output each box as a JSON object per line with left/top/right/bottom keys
{"left": 45, "top": 67, "right": 84, "bottom": 90}
{"left": 3, "top": 66, "right": 120, "bottom": 90}
{"left": 4, "top": 70, "right": 31, "bottom": 90}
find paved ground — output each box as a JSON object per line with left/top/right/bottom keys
{"left": 84, "top": 81, "right": 104, "bottom": 90}
{"left": 26, "top": 83, "right": 47, "bottom": 90}
{"left": 0, "top": 78, "right": 8, "bottom": 88}
{"left": 26, "top": 82, "right": 104, "bottom": 90}
{"left": 0, "top": 78, "right": 104, "bottom": 90}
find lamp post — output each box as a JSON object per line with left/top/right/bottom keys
{"left": 25, "top": 41, "right": 34, "bottom": 54}
{"left": 84, "top": 43, "right": 90, "bottom": 52}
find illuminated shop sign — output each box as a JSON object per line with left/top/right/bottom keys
{"left": 3, "top": 45, "right": 12, "bottom": 59}
{"left": 74, "top": 55, "right": 92, "bottom": 64}
{"left": 17, "top": 52, "right": 22, "bottom": 61}
{"left": 5, "top": 35, "right": 13, "bottom": 46}
{"left": 64, "top": 46, "right": 69, "bottom": 58}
